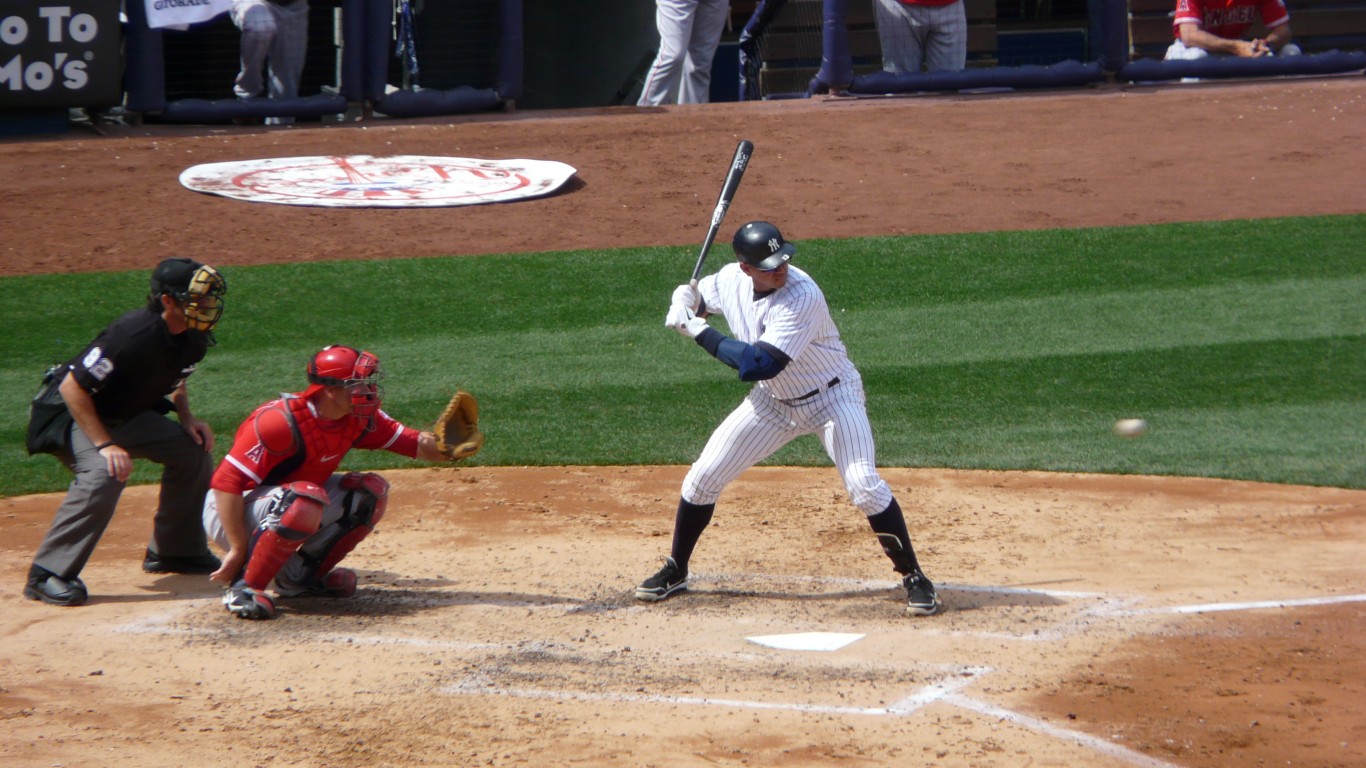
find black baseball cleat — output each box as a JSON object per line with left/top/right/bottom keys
{"left": 223, "top": 583, "right": 277, "bottom": 620}
{"left": 635, "top": 556, "right": 688, "bottom": 602}
{"left": 142, "top": 548, "right": 221, "bottom": 575}
{"left": 903, "top": 571, "right": 941, "bottom": 616}
{"left": 23, "top": 564, "right": 89, "bottom": 606}
{"left": 275, "top": 567, "right": 358, "bottom": 598}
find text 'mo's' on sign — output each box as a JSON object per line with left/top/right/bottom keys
{"left": 0, "top": 0, "right": 122, "bottom": 109}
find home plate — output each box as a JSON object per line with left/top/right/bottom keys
{"left": 746, "top": 632, "right": 866, "bottom": 651}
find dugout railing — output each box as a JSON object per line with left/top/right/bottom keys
{"left": 124, "top": 0, "right": 522, "bottom": 124}
{"left": 736, "top": 0, "right": 1366, "bottom": 98}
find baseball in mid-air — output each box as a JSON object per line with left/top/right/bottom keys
{"left": 1113, "top": 418, "right": 1149, "bottom": 437}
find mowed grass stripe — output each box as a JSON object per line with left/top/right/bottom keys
{"left": 2, "top": 215, "right": 1362, "bottom": 495}
{"left": 846, "top": 276, "right": 1366, "bottom": 365}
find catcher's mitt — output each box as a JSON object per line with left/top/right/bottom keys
{"left": 434, "top": 390, "right": 484, "bottom": 461}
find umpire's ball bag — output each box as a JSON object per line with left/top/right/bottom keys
{"left": 26, "top": 365, "right": 74, "bottom": 457}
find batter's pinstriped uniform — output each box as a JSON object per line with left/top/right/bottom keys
{"left": 638, "top": 221, "right": 940, "bottom": 616}
{"left": 683, "top": 263, "right": 891, "bottom": 514}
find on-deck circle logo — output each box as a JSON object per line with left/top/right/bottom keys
{"left": 179, "top": 155, "right": 578, "bottom": 208}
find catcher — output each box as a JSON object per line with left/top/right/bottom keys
{"left": 202, "top": 344, "right": 482, "bottom": 619}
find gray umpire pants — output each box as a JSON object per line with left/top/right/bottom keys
{"left": 31, "top": 410, "right": 213, "bottom": 580}
{"left": 231, "top": 0, "right": 309, "bottom": 120}
{"left": 872, "top": 0, "right": 968, "bottom": 74}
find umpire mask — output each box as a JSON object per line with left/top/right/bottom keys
{"left": 152, "top": 258, "right": 228, "bottom": 332}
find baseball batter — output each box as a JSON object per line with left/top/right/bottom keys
{"left": 637, "top": 221, "right": 940, "bottom": 616}
{"left": 637, "top": 0, "right": 731, "bottom": 106}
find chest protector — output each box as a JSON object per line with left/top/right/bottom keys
{"left": 259, "top": 394, "right": 373, "bottom": 487}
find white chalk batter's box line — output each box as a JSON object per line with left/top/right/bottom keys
{"left": 442, "top": 665, "right": 1182, "bottom": 768}
{"left": 114, "top": 586, "right": 1366, "bottom": 646}
{"left": 115, "top": 590, "right": 1366, "bottom": 768}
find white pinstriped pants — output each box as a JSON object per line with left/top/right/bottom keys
{"left": 682, "top": 375, "right": 894, "bottom": 516}
{"left": 637, "top": 0, "right": 731, "bottom": 105}
{"left": 871, "top": 0, "right": 967, "bottom": 73}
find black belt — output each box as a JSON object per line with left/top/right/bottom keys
{"left": 777, "top": 377, "right": 839, "bottom": 406}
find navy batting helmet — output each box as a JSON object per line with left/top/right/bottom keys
{"left": 732, "top": 221, "right": 795, "bottom": 271}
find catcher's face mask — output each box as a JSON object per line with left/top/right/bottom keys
{"left": 308, "top": 346, "right": 385, "bottom": 419}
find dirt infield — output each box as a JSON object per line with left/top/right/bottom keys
{"left": 3, "top": 78, "right": 1366, "bottom": 768}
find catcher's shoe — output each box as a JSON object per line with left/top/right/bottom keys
{"left": 142, "top": 548, "right": 222, "bottom": 575}
{"left": 223, "top": 584, "right": 277, "bottom": 620}
{"left": 24, "top": 565, "right": 88, "bottom": 607}
{"left": 904, "top": 571, "right": 940, "bottom": 617}
{"left": 275, "top": 567, "right": 358, "bottom": 598}
{"left": 635, "top": 557, "right": 688, "bottom": 602}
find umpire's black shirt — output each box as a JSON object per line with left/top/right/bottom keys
{"left": 68, "top": 307, "right": 210, "bottom": 421}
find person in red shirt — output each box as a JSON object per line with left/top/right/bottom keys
{"left": 1166, "top": 0, "right": 1301, "bottom": 59}
{"left": 872, "top": 0, "right": 967, "bottom": 73}
{"left": 203, "top": 345, "right": 458, "bottom": 620}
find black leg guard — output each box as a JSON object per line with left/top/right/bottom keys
{"left": 867, "top": 498, "right": 923, "bottom": 576}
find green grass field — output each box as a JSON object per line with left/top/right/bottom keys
{"left": 3, "top": 215, "right": 1362, "bottom": 497}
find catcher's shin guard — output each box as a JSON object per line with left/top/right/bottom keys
{"left": 241, "top": 481, "right": 327, "bottom": 591}
{"left": 305, "top": 472, "right": 389, "bottom": 581}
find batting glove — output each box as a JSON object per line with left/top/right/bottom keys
{"left": 671, "top": 284, "right": 701, "bottom": 313}
{"left": 665, "top": 304, "right": 709, "bottom": 339}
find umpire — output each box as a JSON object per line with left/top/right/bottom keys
{"left": 24, "top": 258, "right": 228, "bottom": 606}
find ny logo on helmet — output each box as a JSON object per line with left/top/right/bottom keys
{"left": 767, "top": 237, "right": 781, "bottom": 253}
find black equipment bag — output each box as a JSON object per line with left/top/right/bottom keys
{"left": 26, "top": 365, "right": 74, "bottom": 456}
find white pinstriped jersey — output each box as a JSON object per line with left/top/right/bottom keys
{"left": 698, "top": 263, "right": 857, "bottom": 401}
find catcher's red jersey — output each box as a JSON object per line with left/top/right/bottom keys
{"left": 212, "top": 393, "right": 420, "bottom": 494}
{"left": 1172, "top": 0, "right": 1289, "bottom": 40}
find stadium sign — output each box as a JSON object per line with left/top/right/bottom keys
{"left": 0, "top": 0, "right": 121, "bottom": 109}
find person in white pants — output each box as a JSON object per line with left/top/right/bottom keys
{"left": 638, "top": 0, "right": 731, "bottom": 106}
{"left": 1164, "top": 0, "right": 1301, "bottom": 60}
{"left": 872, "top": 0, "right": 968, "bottom": 73}
{"left": 231, "top": 0, "right": 309, "bottom": 125}
{"left": 637, "top": 221, "right": 941, "bottom": 617}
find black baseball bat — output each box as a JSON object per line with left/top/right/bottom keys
{"left": 690, "top": 139, "right": 754, "bottom": 286}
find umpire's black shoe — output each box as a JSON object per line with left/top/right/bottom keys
{"left": 142, "top": 548, "right": 221, "bottom": 575}
{"left": 635, "top": 556, "right": 688, "bottom": 602}
{"left": 23, "top": 564, "right": 88, "bottom": 607}
{"left": 904, "top": 571, "right": 941, "bottom": 617}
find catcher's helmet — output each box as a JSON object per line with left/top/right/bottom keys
{"left": 150, "top": 257, "right": 227, "bottom": 332}
{"left": 305, "top": 345, "right": 384, "bottom": 419}
{"left": 732, "top": 221, "right": 795, "bottom": 271}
